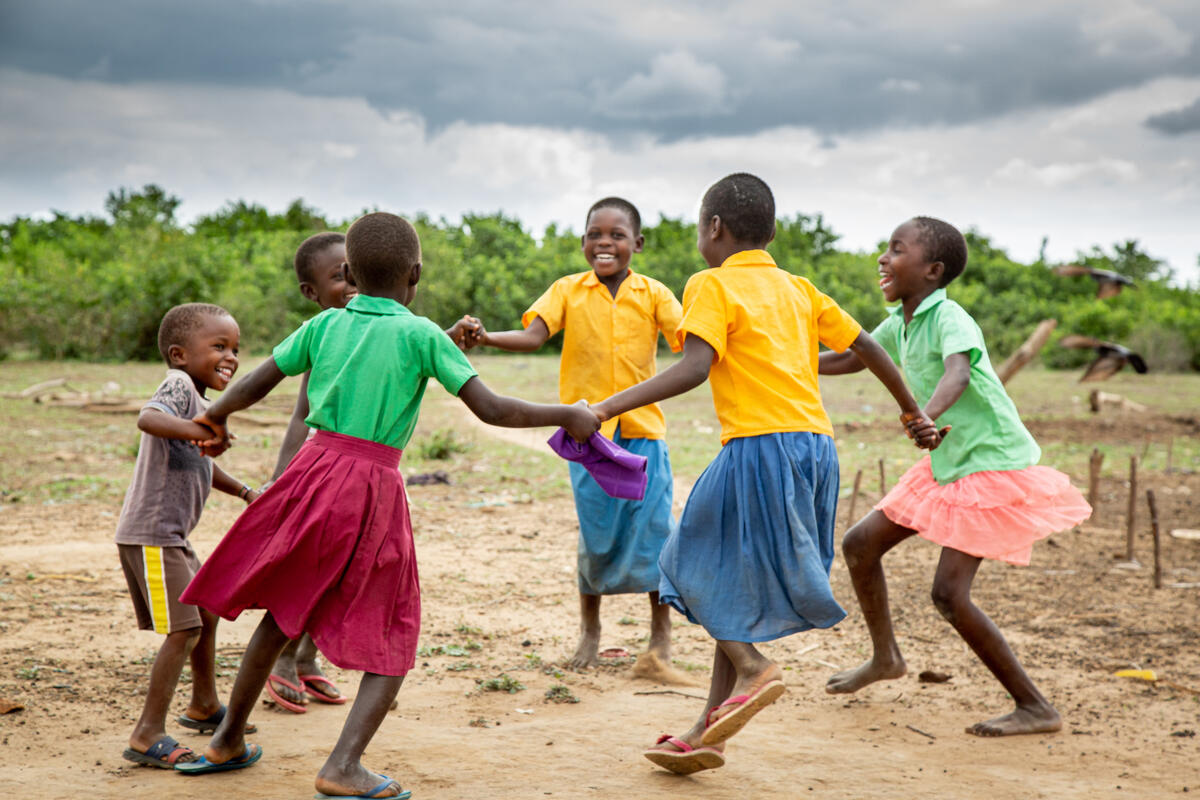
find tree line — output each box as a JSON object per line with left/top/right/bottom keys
{"left": 1, "top": 185, "right": 1197, "bottom": 372}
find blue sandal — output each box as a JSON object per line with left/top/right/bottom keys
{"left": 175, "top": 743, "right": 263, "bottom": 774}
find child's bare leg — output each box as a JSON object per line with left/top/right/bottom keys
{"left": 827, "top": 510, "right": 916, "bottom": 693}
{"left": 646, "top": 591, "right": 671, "bottom": 662}
{"left": 697, "top": 641, "right": 784, "bottom": 744}
{"left": 129, "top": 626, "right": 201, "bottom": 753}
{"left": 932, "top": 548, "right": 1061, "bottom": 737}
{"left": 205, "top": 612, "right": 290, "bottom": 763}
{"left": 270, "top": 637, "right": 309, "bottom": 706}
{"left": 184, "top": 610, "right": 221, "bottom": 719}
{"left": 314, "top": 672, "right": 405, "bottom": 797}
{"left": 651, "top": 645, "right": 734, "bottom": 752}
{"left": 568, "top": 593, "right": 602, "bottom": 669}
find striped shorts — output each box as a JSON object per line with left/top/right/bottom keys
{"left": 117, "top": 542, "right": 204, "bottom": 633}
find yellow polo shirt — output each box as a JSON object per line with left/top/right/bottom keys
{"left": 677, "top": 250, "right": 862, "bottom": 444}
{"left": 523, "top": 269, "right": 682, "bottom": 439}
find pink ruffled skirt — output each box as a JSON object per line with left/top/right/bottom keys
{"left": 876, "top": 457, "right": 1091, "bottom": 566}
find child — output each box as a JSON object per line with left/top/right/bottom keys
{"left": 820, "top": 216, "right": 1091, "bottom": 736}
{"left": 175, "top": 212, "right": 598, "bottom": 798}
{"left": 264, "top": 231, "right": 355, "bottom": 713}
{"left": 115, "top": 303, "right": 260, "bottom": 768}
{"left": 590, "top": 174, "right": 941, "bottom": 774}
{"left": 465, "top": 197, "right": 683, "bottom": 671}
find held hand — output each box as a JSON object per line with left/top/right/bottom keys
{"left": 900, "top": 411, "right": 940, "bottom": 450}
{"left": 193, "top": 413, "right": 231, "bottom": 455}
{"left": 463, "top": 316, "right": 486, "bottom": 349}
{"left": 563, "top": 399, "right": 601, "bottom": 443}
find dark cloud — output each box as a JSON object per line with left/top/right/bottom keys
{"left": 3, "top": 1, "right": 1199, "bottom": 138}
{"left": 1145, "top": 96, "right": 1200, "bottom": 133}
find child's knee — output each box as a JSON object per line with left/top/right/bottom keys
{"left": 841, "top": 526, "right": 870, "bottom": 568}
{"left": 166, "top": 626, "right": 203, "bottom": 648}
{"left": 929, "top": 581, "right": 966, "bottom": 621}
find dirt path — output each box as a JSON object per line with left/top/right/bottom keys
{"left": 2, "top": 409, "right": 1199, "bottom": 798}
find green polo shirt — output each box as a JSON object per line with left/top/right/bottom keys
{"left": 871, "top": 289, "right": 1040, "bottom": 484}
{"left": 273, "top": 294, "right": 477, "bottom": 449}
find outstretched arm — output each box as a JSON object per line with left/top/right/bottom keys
{"left": 818, "top": 349, "right": 866, "bottom": 375}
{"left": 846, "top": 331, "right": 943, "bottom": 449}
{"left": 137, "top": 408, "right": 216, "bottom": 443}
{"left": 457, "top": 376, "right": 598, "bottom": 441}
{"left": 194, "top": 358, "right": 287, "bottom": 449}
{"left": 478, "top": 316, "right": 550, "bottom": 352}
{"left": 923, "top": 352, "right": 970, "bottom": 421}
{"left": 592, "top": 334, "right": 714, "bottom": 422}
{"left": 212, "top": 463, "right": 261, "bottom": 503}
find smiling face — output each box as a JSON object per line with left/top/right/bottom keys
{"left": 581, "top": 206, "right": 643, "bottom": 280}
{"left": 301, "top": 242, "right": 356, "bottom": 310}
{"left": 169, "top": 313, "right": 240, "bottom": 394}
{"left": 877, "top": 220, "right": 940, "bottom": 305}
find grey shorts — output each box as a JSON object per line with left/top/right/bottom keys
{"left": 118, "top": 542, "right": 204, "bottom": 633}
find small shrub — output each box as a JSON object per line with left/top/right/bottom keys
{"left": 477, "top": 674, "right": 525, "bottom": 693}
{"left": 416, "top": 428, "right": 470, "bottom": 460}
{"left": 544, "top": 685, "right": 579, "bottom": 704}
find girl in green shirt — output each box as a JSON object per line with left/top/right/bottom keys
{"left": 820, "top": 216, "right": 1091, "bottom": 738}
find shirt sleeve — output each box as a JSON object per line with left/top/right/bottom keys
{"left": 676, "top": 272, "right": 728, "bottom": 360}
{"left": 870, "top": 315, "right": 902, "bottom": 364}
{"left": 653, "top": 281, "right": 684, "bottom": 354}
{"left": 936, "top": 303, "right": 986, "bottom": 365}
{"left": 272, "top": 317, "right": 318, "bottom": 376}
{"left": 145, "top": 372, "right": 192, "bottom": 417}
{"left": 812, "top": 285, "right": 863, "bottom": 353}
{"left": 424, "top": 322, "right": 479, "bottom": 395}
{"left": 522, "top": 278, "right": 568, "bottom": 336}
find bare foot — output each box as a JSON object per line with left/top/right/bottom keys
{"left": 567, "top": 630, "right": 600, "bottom": 670}
{"left": 315, "top": 767, "right": 405, "bottom": 798}
{"left": 825, "top": 656, "right": 907, "bottom": 694}
{"left": 966, "top": 704, "right": 1062, "bottom": 737}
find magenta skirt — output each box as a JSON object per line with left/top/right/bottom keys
{"left": 181, "top": 431, "right": 418, "bottom": 676}
{"left": 876, "top": 456, "right": 1092, "bottom": 566}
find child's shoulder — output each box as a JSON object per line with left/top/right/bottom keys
{"left": 148, "top": 368, "right": 200, "bottom": 405}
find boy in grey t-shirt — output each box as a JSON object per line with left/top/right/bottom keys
{"left": 115, "top": 303, "right": 260, "bottom": 768}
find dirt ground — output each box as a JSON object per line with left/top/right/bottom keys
{"left": 1, "top": 383, "right": 1198, "bottom": 798}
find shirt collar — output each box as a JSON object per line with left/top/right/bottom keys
{"left": 719, "top": 249, "right": 777, "bottom": 269}
{"left": 582, "top": 266, "right": 644, "bottom": 290}
{"left": 886, "top": 287, "right": 947, "bottom": 319}
{"left": 346, "top": 294, "right": 411, "bottom": 316}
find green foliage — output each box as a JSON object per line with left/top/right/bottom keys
{"left": 477, "top": 673, "right": 525, "bottom": 693}
{"left": 414, "top": 428, "right": 470, "bottom": 460}
{"left": 2, "top": 186, "right": 1197, "bottom": 371}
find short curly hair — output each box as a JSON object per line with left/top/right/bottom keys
{"left": 909, "top": 217, "right": 968, "bottom": 286}
{"left": 294, "top": 231, "right": 345, "bottom": 283}
{"left": 344, "top": 212, "right": 421, "bottom": 293}
{"left": 699, "top": 173, "right": 776, "bottom": 245}
{"left": 157, "top": 303, "right": 232, "bottom": 364}
{"left": 586, "top": 197, "right": 641, "bottom": 236}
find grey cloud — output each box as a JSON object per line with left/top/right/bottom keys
{"left": 1145, "top": 96, "right": 1200, "bottom": 133}
{"left": 3, "top": 1, "right": 1200, "bottom": 138}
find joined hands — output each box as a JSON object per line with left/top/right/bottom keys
{"left": 901, "top": 410, "right": 949, "bottom": 451}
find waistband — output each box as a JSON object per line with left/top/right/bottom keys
{"left": 310, "top": 430, "right": 402, "bottom": 468}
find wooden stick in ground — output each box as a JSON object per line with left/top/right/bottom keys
{"left": 1087, "top": 448, "right": 1103, "bottom": 508}
{"left": 1126, "top": 456, "right": 1138, "bottom": 562}
{"left": 878, "top": 458, "right": 886, "bottom": 497}
{"left": 1166, "top": 438, "right": 1174, "bottom": 473}
{"left": 1147, "top": 490, "right": 1162, "bottom": 590}
{"left": 995, "top": 319, "right": 1057, "bottom": 385}
{"left": 847, "top": 468, "right": 863, "bottom": 527}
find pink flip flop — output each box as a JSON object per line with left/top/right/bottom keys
{"left": 642, "top": 734, "right": 725, "bottom": 775}
{"left": 265, "top": 674, "right": 307, "bottom": 713}
{"left": 700, "top": 679, "right": 786, "bottom": 745}
{"left": 299, "top": 674, "right": 348, "bottom": 705}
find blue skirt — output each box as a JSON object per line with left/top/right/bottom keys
{"left": 659, "top": 432, "right": 846, "bottom": 642}
{"left": 570, "top": 432, "right": 674, "bottom": 595}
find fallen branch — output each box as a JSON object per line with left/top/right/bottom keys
{"left": 632, "top": 689, "right": 707, "bottom": 700}
{"left": 906, "top": 724, "right": 936, "bottom": 740}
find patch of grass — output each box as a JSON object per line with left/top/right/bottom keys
{"left": 477, "top": 673, "right": 525, "bottom": 693}
{"left": 415, "top": 428, "right": 470, "bottom": 460}
{"left": 445, "top": 662, "right": 480, "bottom": 672}
{"left": 455, "top": 622, "right": 484, "bottom": 636}
{"left": 544, "top": 684, "right": 579, "bottom": 704}
{"left": 617, "top": 616, "right": 638, "bottom": 626}
{"left": 17, "top": 665, "right": 40, "bottom": 680}
{"left": 418, "top": 642, "right": 482, "bottom": 657}
{"left": 671, "top": 660, "right": 708, "bottom": 673}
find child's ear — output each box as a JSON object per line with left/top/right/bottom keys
{"left": 409, "top": 262, "right": 422, "bottom": 286}
{"left": 167, "top": 344, "right": 187, "bottom": 368}
{"left": 708, "top": 215, "right": 723, "bottom": 239}
{"left": 766, "top": 224, "right": 777, "bottom": 246}
{"left": 633, "top": 234, "right": 645, "bottom": 254}
{"left": 299, "top": 282, "right": 318, "bottom": 303}
{"left": 927, "top": 260, "right": 945, "bottom": 284}
{"left": 344, "top": 265, "right": 358, "bottom": 287}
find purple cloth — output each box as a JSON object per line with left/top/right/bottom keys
{"left": 547, "top": 429, "right": 648, "bottom": 501}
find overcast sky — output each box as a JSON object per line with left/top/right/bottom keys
{"left": 2, "top": 1, "right": 1198, "bottom": 282}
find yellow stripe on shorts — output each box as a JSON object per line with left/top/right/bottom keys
{"left": 142, "top": 546, "right": 170, "bottom": 634}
